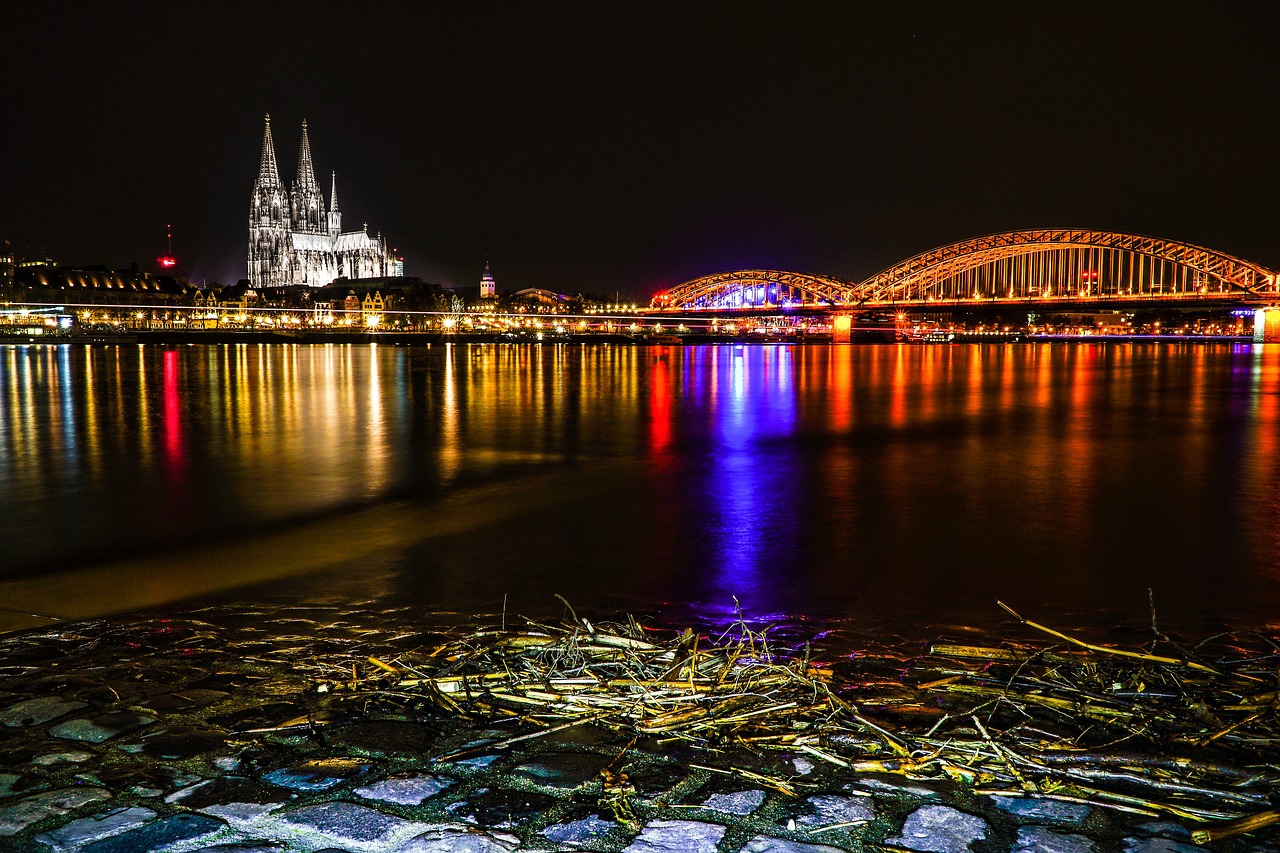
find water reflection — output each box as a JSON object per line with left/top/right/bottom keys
{"left": 3, "top": 342, "right": 1280, "bottom": 633}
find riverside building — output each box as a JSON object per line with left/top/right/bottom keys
{"left": 248, "top": 115, "right": 400, "bottom": 289}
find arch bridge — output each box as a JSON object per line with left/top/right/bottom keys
{"left": 652, "top": 230, "right": 1279, "bottom": 311}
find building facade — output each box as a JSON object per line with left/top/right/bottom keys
{"left": 248, "top": 115, "right": 400, "bottom": 288}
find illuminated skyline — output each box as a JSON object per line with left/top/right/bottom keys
{"left": 2, "top": 4, "right": 1277, "bottom": 298}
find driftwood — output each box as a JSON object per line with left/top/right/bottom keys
{"left": 331, "top": 600, "right": 1280, "bottom": 843}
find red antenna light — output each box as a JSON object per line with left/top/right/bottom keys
{"left": 158, "top": 223, "right": 177, "bottom": 269}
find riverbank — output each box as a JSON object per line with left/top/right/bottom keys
{"left": 1, "top": 602, "right": 1277, "bottom": 851}
{"left": 0, "top": 329, "right": 1257, "bottom": 348}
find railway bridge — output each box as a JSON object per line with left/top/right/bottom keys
{"left": 649, "top": 230, "right": 1280, "bottom": 339}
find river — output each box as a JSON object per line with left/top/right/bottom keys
{"left": 1, "top": 341, "right": 1277, "bottom": 636}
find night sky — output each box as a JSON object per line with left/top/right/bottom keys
{"left": 3, "top": 3, "right": 1278, "bottom": 299}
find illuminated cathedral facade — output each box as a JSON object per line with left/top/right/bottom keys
{"left": 248, "top": 115, "right": 400, "bottom": 288}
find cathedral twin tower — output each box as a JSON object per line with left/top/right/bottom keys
{"left": 248, "top": 115, "right": 399, "bottom": 288}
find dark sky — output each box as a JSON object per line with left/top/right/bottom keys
{"left": 3, "top": 3, "right": 1279, "bottom": 298}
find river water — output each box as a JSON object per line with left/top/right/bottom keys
{"left": 2, "top": 341, "right": 1278, "bottom": 635}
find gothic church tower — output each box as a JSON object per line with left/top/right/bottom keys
{"left": 290, "top": 119, "right": 326, "bottom": 233}
{"left": 247, "top": 114, "right": 292, "bottom": 287}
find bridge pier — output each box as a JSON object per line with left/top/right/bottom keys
{"left": 832, "top": 314, "right": 853, "bottom": 343}
{"left": 1254, "top": 308, "right": 1280, "bottom": 343}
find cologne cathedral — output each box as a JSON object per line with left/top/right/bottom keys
{"left": 248, "top": 115, "right": 400, "bottom": 288}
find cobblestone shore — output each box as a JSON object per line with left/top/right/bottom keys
{"left": 0, "top": 604, "right": 1275, "bottom": 852}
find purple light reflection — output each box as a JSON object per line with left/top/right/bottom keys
{"left": 701, "top": 346, "right": 801, "bottom": 627}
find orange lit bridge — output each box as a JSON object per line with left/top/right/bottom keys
{"left": 650, "top": 230, "right": 1280, "bottom": 323}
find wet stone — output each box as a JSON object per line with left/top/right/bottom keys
{"left": 885, "top": 805, "right": 988, "bottom": 853}
{"left": 262, "top": 757, "right": 370, "bottom": 791}
{"left": 452, "top": 753, "right": 502, "bottom": 770}
{"left": 542, "top": 813, "right": 619, "bottom": 846}
{"left": 402, "top": 825, "right": 520, "bottom": 852}
{"left": 991, "top": 795, "right": 1091, "bottom": 826}
{"left": 0, "top": 774, "right": 22, "bottom": 798}
{"left": 170, "top": 777, "right": 291, "bottom": 820}
{"left": 29, "top": 751, "right": 94, "bottom": 766}
{"left": 849, "top": 773, "right": 941, "bottom": 799}
{"left": 85, "top": 764, "right": 199, "bottom": 798}
{"left": 543, "top": 724, "right": 619, "bottom": 749}
{"left": 622, "top": 762, "right": 686, "bottom": 797}
{"left": 511, "top": 752, "right": 606, "bottom": 788}
{"left": 186, "top": 672, "right": 270, "bottom": 693}
{"left": 1, "top": 696, "right": 88, "bottom": 727}
{"left": 49, "top": 711, "right": 156, "bottom": 743}
{"left": 447, "top": 788, "right": 556, "bottom": 829}
{"left": 138, "top": 726, "right": 230, "bottom": 760}
{"left": 82, "top": 813, "right": 225, "bottom": 853}
{"left": 742, "top": 838, "right": 848, "bottom": 853}
{"left": 1014, "top": 826, "right": 1099, "bottom": 852}
{"left": 25, "top": 674, "right": 104, "bottom": 698}
{"left": 701, "top": 788, "right": 766, "bottom": 815}
{"left": 208, "top": 701, "right": 301, "bottom": 731}
{"left": 328, "top": 720, "right": 441, "bottom": 756}
{"left": 354, "top": 774, "right": 455, "bottom": 805}
{"left": 795, "top": 793, "right": 875, "bottom": 829}
{"left": 0, "top": 786, "right": 111, "bottom": 835}
{"left": 1132, "top": 822, "right": 1194, "bottom": 840}
{"left": 622, "top": 819, "right": 726, "bottom": 853}
{"left": 1122, "top": 840, "right": 1207, "bottom": 853}
{"left": 35, "top": 806, "right": 157, "bottom": 851}
{"left": 77, "top": 684, "right": 149, "bottom": 706}
{"left": 145, "top": 689, "right": 230, "bottom": 710}
{"left": 191, "top": 844, "right": 286, "bottom": 852}
{"left": 275, "top": 801, "right": 423, "bottom": 847}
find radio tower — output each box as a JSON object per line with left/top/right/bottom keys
{"left": 158, "top": 224, "right": 177, "bottom": 270}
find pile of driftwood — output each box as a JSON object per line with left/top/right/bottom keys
{"left": 345, "top": 599, "right": 1280, "bottom": 844}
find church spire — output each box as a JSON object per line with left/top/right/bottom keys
{"left": 480, "top": 261, "right": 496, "bottom": 298}
{"left": 291, "top": 118, "right": 325, "bottom": 233}
{"left": 296, "top": 118, "right": 319, "bottom": 193}
{"left": 328, "top": 171, "right": 342, "bottom": 236}
{"left": 257, "top": 114, "right": 281, "bottom": 187}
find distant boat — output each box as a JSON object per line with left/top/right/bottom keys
{"left": 905, "top": 330, "right": 956, "bottom": 343}
{"left": 647, "top": 334, "right": 682, "bottom": 345}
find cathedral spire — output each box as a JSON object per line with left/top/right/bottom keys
{"left": 296, "top": 119, "right": 319, "bottom": 192}
{"left": 257, "top": 114, "right": 281, "bottom": 186}
{"left": 328, "top": 172, "right": 342, "bottom": 236}
{"left": 291, "top": 118, "right": 325, "bottom": 233}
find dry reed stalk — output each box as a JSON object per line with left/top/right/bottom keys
{"left": 335, "top": 602, "right": 1280, "bottom": 843}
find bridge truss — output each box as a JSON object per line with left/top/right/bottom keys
{"left": 653, "top": 231, "right": 1278, "bottom": 310}
{"left": 856, "top": 230, "right": 1278, "bottom": 305}
{"left": 652, "top": 270, "right": 854, "bottom": 310}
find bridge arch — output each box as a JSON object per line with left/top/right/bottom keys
{"left": 652, "top": 270, "right": 854, "bottom": 310}
{"left": 854, "top": 229, "right": 1278, "bottom": 305}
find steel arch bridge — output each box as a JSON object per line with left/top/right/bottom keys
{"left": 652, "top": 230, "right": 1279, "bottom": 310}
{"left": 651, "top": 269, "right": 855, "bottom": 310}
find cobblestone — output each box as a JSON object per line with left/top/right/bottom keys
{"left": 622, "top": 819, "right": 726, "bottom": 852}
{"left": 34, "top": 805, "right": 157, "bottom": 851}
{"left": 0, "top": 604, "right": 1275, "bottom": 853}
{"left": 0, "top": 786, "right": 111, "bottom": 835}
{"left": 885, "top": 804, "right": 989, "bottom": 853}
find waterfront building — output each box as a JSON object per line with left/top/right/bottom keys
{"left": 248, "top": 115, "right": 401, "bottom": 289}
{"left": 0, "top": 241, "right": 13, "bottom": 298}
{"left": 10, "top": 263, "right": 190, "bottom": 306}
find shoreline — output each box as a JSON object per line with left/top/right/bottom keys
{"left": 0, "top": 330, "right": 1256, "bottom": 346}
{"left": 1, "top": 602, "right": 1278, "bottom": 850}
